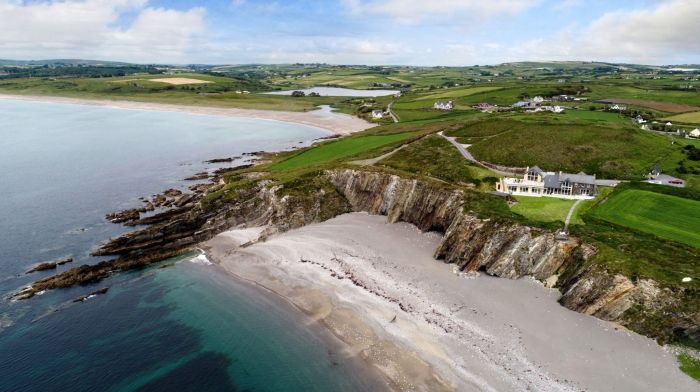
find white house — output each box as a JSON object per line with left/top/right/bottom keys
{"left": 496, "top": 166, "right": 597, "bottom": 200}
{"left": 666, "top": 121, "right": 673, "bottom": 126}
{"left": 610, "top": 104, "right": 627, "bottom": 110}
{"left": 690, "top": 128, "right": 700, "bottom": 138}
{"left": 434, "top": 100, "right": 454, "bottom": 110}
{"left": 635, "top": 115, "right": 647, "bottom": 124}
{"left": 532, "top": 96, "right": 545, "bottom": 104}
{"left": 548, "top": 105, "right": 565, "bottom": 113}
{"left": 371, "top": 110, "right": 384, "bottom": 119}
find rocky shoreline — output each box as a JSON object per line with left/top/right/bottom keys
{"left": 15, "top": 167, "right": 699, "bottom": 346}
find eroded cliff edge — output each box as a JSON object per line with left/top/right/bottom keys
{"left": 19, "top": 168, "right": 699, "bottom": 343}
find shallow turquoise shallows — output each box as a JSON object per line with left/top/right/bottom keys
{"left": 0, "top": 99, "right": 379, "bottom": 391}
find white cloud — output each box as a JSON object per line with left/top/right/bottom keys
{"left": 0, "top": 0, "right": 206, "bottom": 63}
{"left": 343, "top": 0, "right": 541, "bottom": 23}
{"left": 504, "top": 0, "right": 700, "bottom": 64}
{"left": 578, "top": 0, "right": 700, "bottom": 62}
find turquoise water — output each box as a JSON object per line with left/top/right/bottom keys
{"left": 0, "top": 99, "right": 381, "bottom": 391}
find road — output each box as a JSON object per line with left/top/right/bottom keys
{"left": 387, "top": 101, "right": 399, "bottom": 123}
{"left": 438, "top": 131, "right": 521, "bottom": 176}
{"left": 564, "top": 199, "right": 583, "bottom": 230}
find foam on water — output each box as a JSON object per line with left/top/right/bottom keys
{"left": 189, "top": 254, "right": 213, "bottom": 266}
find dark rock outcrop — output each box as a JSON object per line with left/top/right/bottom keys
{"left": 25, "top": 257, "right": 73, "bottom": 274}
{"left": 184, "top": 172, "right": 209, "bottom": 181}
{"left": 17, "top": 168, "right": 698, "bottom": 343}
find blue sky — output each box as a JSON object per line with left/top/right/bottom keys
{"left": 1, "top": 0, "right": 698, "bottom": 65}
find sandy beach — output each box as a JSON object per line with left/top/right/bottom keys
{"left": 204, "top": 213, "right": 697, "bottom": 392}
{"left": 0, "top": 94, "right": 375, "bottom": 135}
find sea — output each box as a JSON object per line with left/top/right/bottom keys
{"left": 0, "top": 99, "right": 383, "bottom": 391}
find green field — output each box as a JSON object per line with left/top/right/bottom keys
{"left": 466, "top": 118, "right": 675, "bottom": 179}
{"left": 590, "top": 189, "right": 700, "bottom": 248}
{"left": 510, "top": 196, "right": 578, "bottom": 224}
{"left": 412, "top": 86, "right": 504, "bottom": 101}
{"left": 270, "top": 132, "right": 415, "bottom": 171}
{"left": 560, "top": 110, "right": 630, "bottom": 124}
{"left": 664, "top": 111, "right": 700, "bottom": 124}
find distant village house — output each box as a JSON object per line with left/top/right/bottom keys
{"left": 434, "top": 100, "right": 454, "bottom": 110}
{"left": 371, "top": 109, "right": 384, "bottom": 119}
{"left": 496, "top": 166, "right": 597, "bottom": 199}
{"left": 474, "top": 102, "right": 496, "bottom": 112}
{"left": 690, "top": 128, "right": 700, "bottom": 138}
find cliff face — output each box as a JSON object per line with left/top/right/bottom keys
{"left": 328, "top": 169, "right": 577, "bottom": 280}
{"left": 327, "top": 169, "right": 697, "bottom": 343}
{"left": 21, "top": 168, "right": 697, "bottom": 342}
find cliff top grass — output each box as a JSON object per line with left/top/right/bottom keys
{"left": 270, "top": 132, "right": 415, "bottom": 171}
{"left": 377, "top": 135, "right": 498, "bottom": 186}
{"left": 678, "top": 354, "right": 700, "bottom": 382}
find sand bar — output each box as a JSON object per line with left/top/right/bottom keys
{"left": 0, "top": 94, "right": 375, "bottom": 135}
{"left": 204, "top": 213, "right": 697, "bottom": 392}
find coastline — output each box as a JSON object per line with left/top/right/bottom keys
{"left": 0, "top": 93, "right": 375, "bottom": 135}
{"left": 203, "top": 213, "right": 697, "bottom": 392}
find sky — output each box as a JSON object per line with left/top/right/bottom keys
{"left": 1, "top": 0, "right": 699, "bottom": 66}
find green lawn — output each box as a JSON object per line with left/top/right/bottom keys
{"left": 270, "top": 132, "right": 414, "bottom": 171}
{"left": 590, "top": 189, "right": 700, "bottom": 248}
{"left": 510, "top": 196, "right": 577, "bottom": 224}
{"left": 678, "top": 354, "right": 700, "bottom": 382}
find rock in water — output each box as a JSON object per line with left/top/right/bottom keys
{"left": 26, "top": 262, "right": 57, "bottom": 274}
{"left": 105, "top": 209, "right": 140, "bottom": 223}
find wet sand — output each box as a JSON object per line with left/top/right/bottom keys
{"left": 204, "top": 213, "right": 697, "bottom": 391}
{"left": 0, "top": 94, "right": 374, "bottom": 135}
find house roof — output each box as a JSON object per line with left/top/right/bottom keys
{"left": 542, "top": 171, "right": 596, "bottom": 187}
{"left": 543, "top": 172, "right": 560, "bottom": 188}
{"left": 528, "top": 166, "right": 544, "bottom": 175}
{"left": 561, "top": 172, "right": 596, "bottom": 185}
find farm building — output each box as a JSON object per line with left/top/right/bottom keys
{"left": 496, "top": 166, "right": 597, "bottom": 199}
{"left": 371, "top": 110, "right": 384, "bottom": 119}
{"left": 690, "top": 128, "right": 700, "bottom": 138}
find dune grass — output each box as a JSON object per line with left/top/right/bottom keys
{"left": 590, "top": 189, "right": 700, "bottom": 248}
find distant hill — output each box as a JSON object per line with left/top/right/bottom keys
{"left": 0, "top": 59, "right": 138, "bottom": 67}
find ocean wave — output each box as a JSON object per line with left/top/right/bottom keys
{"left": 189, "top": 254, "right": 213, "bottom": 265}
